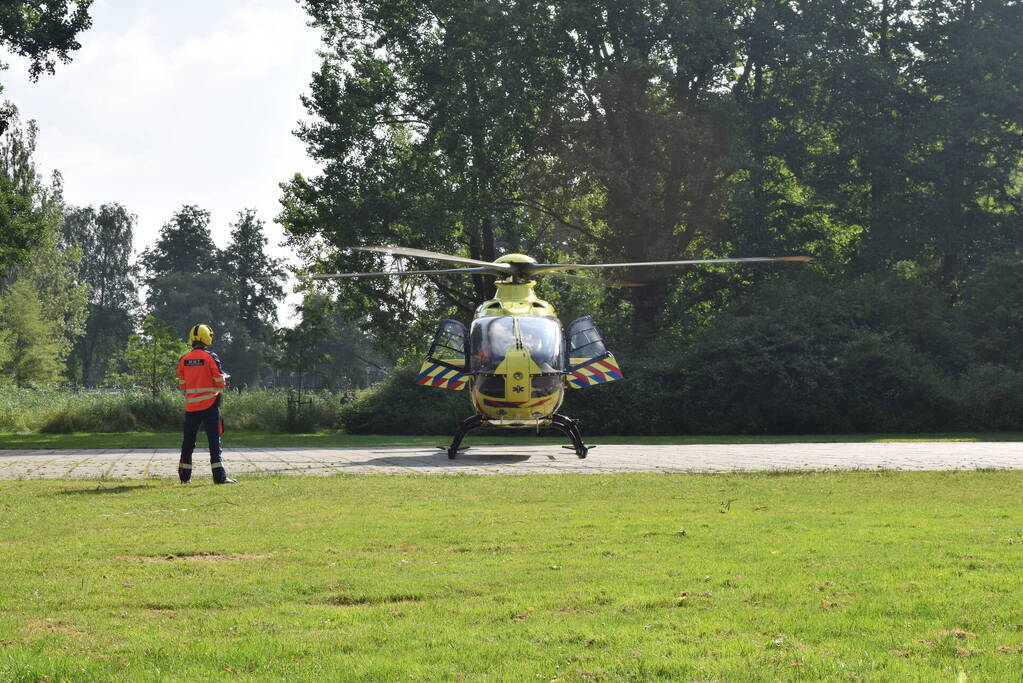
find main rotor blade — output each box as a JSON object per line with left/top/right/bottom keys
{"left": 545, "top": 272, "right": 646, "bottom": 288}
{"left": 528, "top": 255, "right": 812, "bottom": 274}
{"left": 300, "top": 267, "right": 499, "bottom": 280}
{"left": 354, "top": 245, "right": 512, "bottom": 272}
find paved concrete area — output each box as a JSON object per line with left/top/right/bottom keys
{"left": 0, "top": 442, "right": 1020, "bottom": 480}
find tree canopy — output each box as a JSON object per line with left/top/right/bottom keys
{"left": 284, "top": 0, "right": 1023, "bottom": 352}
{"left": 0, "top": 1, "right": 93, "bottom": 132}
{"left": 62, "top": 203, "right": 138, "bottom": 386}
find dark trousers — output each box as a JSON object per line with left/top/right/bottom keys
{"left": 179, "top": 404, "right": 226, "bottom": 482}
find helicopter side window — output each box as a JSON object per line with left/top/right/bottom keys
{"left": 469, "top": 317, "right": 516, "bottom": 373}
{"left": 428, "top": 320, "right": 468, "bottom": 368}
{"left": 566, "top": 316, "right": 608, "bottom": 364}
{"left": 518, "top": 317, "right": 564, "bottom": 373}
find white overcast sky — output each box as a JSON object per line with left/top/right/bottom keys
{"left": 1, "top": 0, "right": 324, "bottom": 317}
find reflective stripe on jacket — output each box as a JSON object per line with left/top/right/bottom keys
{"left": 177, "top": 348, "right": 226, "bottom": 412}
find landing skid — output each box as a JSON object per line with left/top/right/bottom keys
{"left": 443, "top": 413, "right": 590, "bottom": 459}
{"left": 548, "top": 413, "right": 590, "bottom": 459}
{"left": 444, "top": 414, "right": 483, "bottom": 459}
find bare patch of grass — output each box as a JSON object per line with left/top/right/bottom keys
{"left": 116, "top": 552, "right": 274, "bottom": 562}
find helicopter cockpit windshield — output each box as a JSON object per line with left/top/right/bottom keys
{"left": 470, "top": 317, "right": 515, "bottom": 373}
{"left": 469, "top": 316, "right": 564, "bottom": 374}
{"left": 517, "top": 317, "right": 564, "bottom": 373}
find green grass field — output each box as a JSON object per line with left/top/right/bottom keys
{"left": 2, "top": 472, "right": 1022, "bottom": 680}
{"left": 2, "top": 430, "right": 1022, "bottom": 450}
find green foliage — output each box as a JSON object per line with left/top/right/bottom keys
{"left": 0, "top": 109, "right": 64, "bottom": 278}
{"left": 289, "top": 0, "right": 1023, "bottom": 357}
{"left": 271, "top": 294, "right": 385, "bottom": 391}
{"left": 270, "top": 294, "right": 332, "bottom": 389}
{"left": 107, "top": 316, "right": 189, "bottom": 395}
{"left": 738, "top": 0, "right": 1023, "bottom": 289}
{"left": 958, "top": 252, "right": 1023, "bottom": 366}
{"left": 35, "top": 390, "right": 180, "bottom": 433}
{"left": 222, "top": 209, "right": 285, "bottom": 387}
{"left": 140, "top": 205, "right": 285, "bottom": 387}
{"left": 140, "top": 206, "right": 239, "bottom": 351}
{"left": 62, "top": 203, "right": 139, "bottom": 386}
{"left": 0, "top": 154, "right": 47, "bottom": 275}
{"left": 677, "top": 274, "right": 960, "bottom": 433}
{"left": 955, "top": 364, "right": 1023, "bottom": 432}
{"left": 0, "top": 0, "right": 93, "bottom": 80}
{"left": 19, "top": 233, "right": 89, "bottom": 367}
{"left": 0, "top": 108, "right": 88, "bottom": 387}
{"left": 140, "top": 205, "right": 218, "bottom": 276}
{"left": 0, "top": 279, "right": 62, "bottom": 387}
{"left": 338, "top": 364, "right": 469, "bottom": 435}
{"left": 336, "top": 269, "right": 1023, "bottom": 435}
{"left": 0, "top": 388, "right": 347, "bottom": 433}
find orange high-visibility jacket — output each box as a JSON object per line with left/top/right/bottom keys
{"left": 177, "top": 348, "right": 226, "bottom": 412}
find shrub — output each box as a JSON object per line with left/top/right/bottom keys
{"left": 338, "top": 365, "right": 469, "bottom": 435}
{"left": 678, "top": 274, "right": 958, "bottom": 433}
{"left": 955, "top": 364, "right": 1023, "bottom": 431}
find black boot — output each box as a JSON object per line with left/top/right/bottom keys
{"left": 211, "top": 459, "right": 236, "bottom": 484}
{"left": 178, "top": 462, "right": 192, "bottom": 483}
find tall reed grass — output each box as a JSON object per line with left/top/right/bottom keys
{"left": 0, "top": 389, "right": 349, "bottom": 433}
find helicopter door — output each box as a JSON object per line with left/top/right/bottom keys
{"left": 565, "top": 316, "right": 623, "bottom": 389}
{"left": 417, "top": 319, "right": 469, "bottom": 390}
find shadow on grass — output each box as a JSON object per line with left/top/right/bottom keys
{"left": 58, "top": 484, "right": 152, "bottom": 495}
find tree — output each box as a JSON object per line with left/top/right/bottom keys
{"left": 0, "top": 110, "right": 88, "bottom": 380}
{"left": 284, "top": 1, "right": 796, "bottom": 340}
{"left": 140, "top": 205, "right": 235, "bottom": 340}
{"left": 0, "top": 0, "right": 92, "bottom": 77}
{"left": 270, "top": 295, "right": 332, "bottom": 392}
{"left": 0, "top": 278, "right": 62, "bottom": 386}
{"left": 140, "top": 205, "right": 219, "bottom": 276}
{"left": 283, "top": 0, "right": 567, "bottom": 353}
{"left": 0, "top": 1, "right": 93, "bottom": 132}
{"left": 21, "top": 234, "right": 89, "bottom": 372}
{"left": 107, "top": 315, "right": 189, "bottom": 395}
{"left": 733, "top": 0, "right": 1023, "bottom": 293}
{"left": 222, "top": 209, "right": 285, "bottom": 387}
{"left": 286, "top": 0, "right": 1023, "bottom": 381}
{"left": 62, "top": 203, "right": 139, "bottom": 386}
{"left": 0, "top": 108, "right": 63, "bottom": 277}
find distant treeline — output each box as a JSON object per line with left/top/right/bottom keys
{"left": 0, "top": 110, "right": 385, "bottom": 395}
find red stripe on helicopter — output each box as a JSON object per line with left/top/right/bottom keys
{"left": 594, "top": 359, "right": 622, "bottom": 379}
{"left": 481, "top": 397, "right": 549, "bottom": 408}
{"left": 482, "top": 399, "right": 525, "bottom": 408}
{"left": 416, "top": 364, "right": 440, "bottom": 384}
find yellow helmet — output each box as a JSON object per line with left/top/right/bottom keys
{"left": 188, "top": 324, "right": 213, "bottom": 346}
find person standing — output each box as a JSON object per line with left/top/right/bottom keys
{"left": 177, "top": 324, "right": 236, "bottom": 484}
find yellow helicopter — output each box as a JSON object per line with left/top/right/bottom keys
{"left": 305, "top": 246, "right": 810, "bottom": 459}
